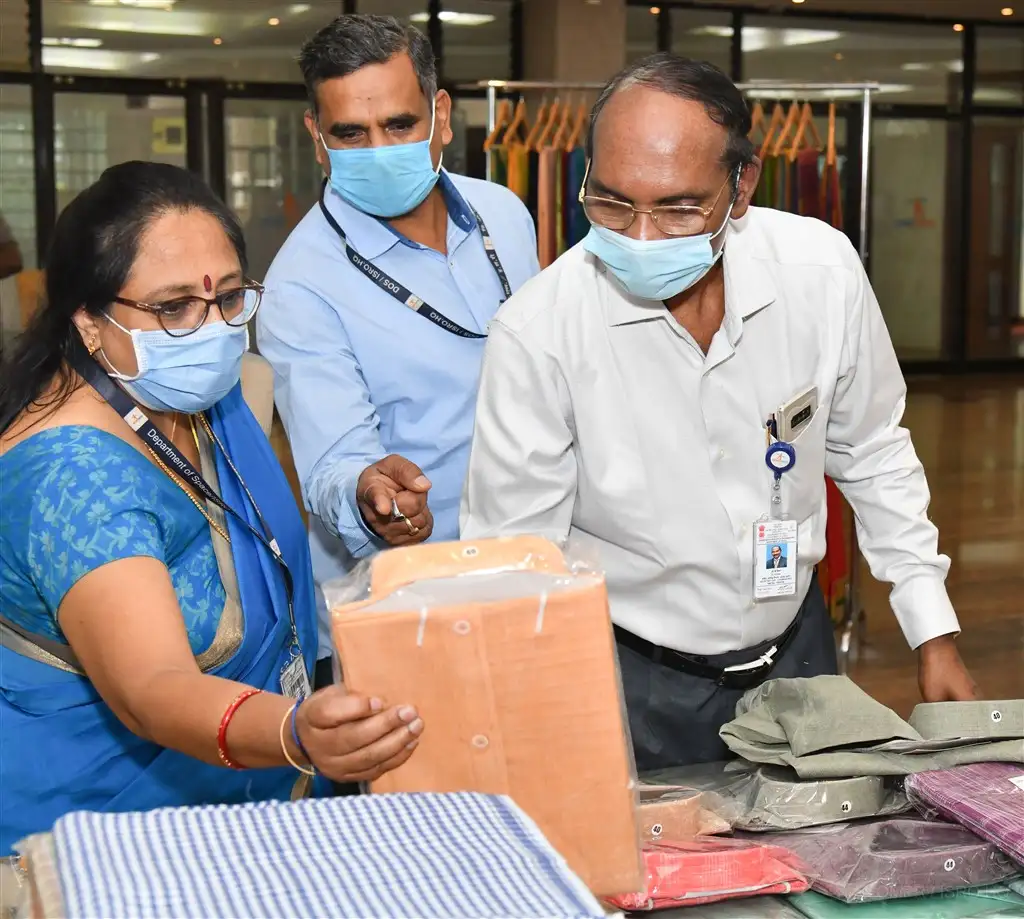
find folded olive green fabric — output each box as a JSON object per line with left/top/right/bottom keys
{"left": 719, "top": 676, "right": 1024, "bottom": 779}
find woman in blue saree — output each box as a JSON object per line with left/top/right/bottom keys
{"left": 0, "top": 161, "right": 423, "bottom": 854}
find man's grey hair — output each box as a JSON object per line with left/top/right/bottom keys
{"left": 299, "top": 14, "right": 437, "bottom": 112}
{"left": 586, "top": 52, "right": 755, "bottom": 190}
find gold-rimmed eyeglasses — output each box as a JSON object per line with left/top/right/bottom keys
{"left": 113, "top": 281, "right": 265, "bottom": 338}
{"left": 578, "top": 161, "right": 736, "bottom": 237}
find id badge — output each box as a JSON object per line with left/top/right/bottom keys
{"left": 280, "top": 653, "right": 312, "bottom": 700}
{"left": 752, "top": 518, "right": 798, "bottom": 601}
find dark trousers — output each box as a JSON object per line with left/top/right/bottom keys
{"left": 617, "top": 579, "right": 838, "bottom": 773}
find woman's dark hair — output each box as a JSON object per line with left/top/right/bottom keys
{"left": 0, "top": 161, "right": 247, "bottom": 434}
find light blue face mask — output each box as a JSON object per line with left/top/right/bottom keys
{"left": 102, "top": 315, "right": 249, "bottom": 414}
{"left": 320, "top": 100, "right": 442, "bottom": 219}
{"left": 583, "top": 201, "right": 734, "bottom": 302}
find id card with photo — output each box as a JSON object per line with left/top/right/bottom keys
{"left": 753, "top": 518, "right": 798, "bottom": 601}
{"left": 280, "top": 654, "right": 312, "bottom": 700}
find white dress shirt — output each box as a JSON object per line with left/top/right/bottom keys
{"left": 460, "top": 207, "right": 959, "bottom": 656}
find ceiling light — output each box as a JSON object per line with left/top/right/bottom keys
{"left": 791, "top": 0, "right": 806, "bottom": 4}
{"left": 410, "top": 12, "right": 495, "bottom": 26}
{"left": 88, "top": 0, "right": 176, "bottom": 7}
{"left": 834, "top": 52, "right": 843, "bottom": 61}
{"left": 268, "top": 17, "right": 281, "bottom": 26}
{"left": 953, "top": 22, "right": 964, "bottom": 31}
{"left": 213, "top": 37, "right": 223, "bottom": 45}
{"left": 288, "top": 3, "right": 311, "bottom": 12}
{"left": 706, "top": 26, "right": 840, "bottom": 52}
{"left": 42, "top": 47, "right": 160, "bottom": 71}
{"left": 650, "top": 5, "right": 660, "bottom": 13}
{"left": 1002, "top": 7, "right": 1014, "bottom": 14}
{"left": 42, "top": 36, "right": 103, "bottom": 48}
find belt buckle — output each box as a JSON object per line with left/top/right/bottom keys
{"left": 717, "top": 645, "right": 778, "bottom": 690}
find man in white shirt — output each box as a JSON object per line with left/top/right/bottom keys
{"left": 460, "top": 53, "right": 979, "bottom": 770}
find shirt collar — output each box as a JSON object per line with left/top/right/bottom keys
{"left": 321, "top": 169, "right": 477, "bottom": 261}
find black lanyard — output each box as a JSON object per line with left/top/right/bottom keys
{"left": 72, "top": 352, "right": 302, "bottom": 654}
{"left": 317, "top": 179, "right": 513, "bottom": 340}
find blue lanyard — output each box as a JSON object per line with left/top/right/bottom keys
{"left": 317, "top": 179, "right": 512, "bottom": 340}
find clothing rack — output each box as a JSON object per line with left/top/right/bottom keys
{"left": 462, "top": 78, "right": 881, "bottom": 672}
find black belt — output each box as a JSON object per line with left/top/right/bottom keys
{"left": 613, "top": 613, "right": 803, "bottom": 691}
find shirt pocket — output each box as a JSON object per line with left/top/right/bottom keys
{"left": 781, "top": 404, "right": 829, "bottom": 523}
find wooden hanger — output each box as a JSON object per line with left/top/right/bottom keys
{"left": 826, "top": 101, "right": 837, "bottom": 167}
{"left": 770, "top": 100, "right": 801, "bottom": 158}
{"left": 524, "top": 96, "right": 549, "bottom": 149}
{"left": 484, "top": 99, "right": 512, "bottom": 151}
{"left": 748, "top": 100, "right": 767, "bottom": 144}
{"left": 788, "top": 102, "right": 823, "bottom": 160}
{"left": 534, "top": 98, "right": 562, "bottom": 150}
{"left": 502, "top": 97, "right": 529, "bottom": 146}
{"left": 551, "top": 93, "right": 576, "bottom": 150}
{"left": 565, "top": 99, "right": 588, "bottom": 151}
{"left": 759, "top": 102, "right": 786, "bottom": 159}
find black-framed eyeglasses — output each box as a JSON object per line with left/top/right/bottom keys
{"left": 113, "top": 281, "right": 265, "bottom": 338}
{"left": 578, "top": 161, "right": 737, "bottom": 237}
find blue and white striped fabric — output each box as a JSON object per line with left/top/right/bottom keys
{"left": 51, "top": 792, "right": 606, "bottom": 919}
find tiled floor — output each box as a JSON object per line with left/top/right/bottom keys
{"left": 848, "top": 374, "right": 1024, "bottom": 714}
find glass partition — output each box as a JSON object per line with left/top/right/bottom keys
{"left": 671, "top": 8, "right": 733, "bottom": 75}
{"left": 439, "top": 0, "right": 512, "bottom": 82}
{"left": 626, "top": 6, "right": 657, "bottom": 64}
{"left": 0, "top": 84, "right": 36, "bottom": 271}
{"left": 967, "top": 118, "right": 1024, "bottom": 360}
{"left": 41, "top": 0, "right": 345, "bottom": 81}
{"left": 53, "top": 93, "right": 187, "bottom": 215}
{"left": 742, "top": 16, "right": 963, "bottom": 107}
{"left": 976, "top": 28, "right": 1024, "bottom": 108}
{"left": 870, "top": 119, "right": 952, "bottom": 362}
{"left": 224, "top": 99, "right": 324, "bottom": 282}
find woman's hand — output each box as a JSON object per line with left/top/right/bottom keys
{"left": 295, "top": 685, "right": 423, "bottom": 783}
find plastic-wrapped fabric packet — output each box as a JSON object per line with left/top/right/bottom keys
{"left": 643, "top": 761, "right": 910, "bottom": 832}
{"left": 606, "top": 836, "right": 809, "bottom": 912}
{"left": 753, "top": 816, "right": 1021, "bottom": 903}
{"left": 788, "top": 886, "right": 1024, "bottom": 919}
{"left": 324, "top": 536, "right": 642, "bottom": 899}
{"left": 905, "top": 763, "right": 1024, "bottom": 867}
{"left": 636, "top": 784, "right": 731, "bottom": 843}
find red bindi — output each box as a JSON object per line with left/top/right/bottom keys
{"left": 203, "top": 274, "right": 213, "bottom": 292}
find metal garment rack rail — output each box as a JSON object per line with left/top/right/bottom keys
{"left": 461, "top": 78, "right": 882, "bottom": 672}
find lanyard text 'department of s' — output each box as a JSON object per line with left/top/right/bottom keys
{"left": 317, "top": 179, "right": 512, "bottom": 340}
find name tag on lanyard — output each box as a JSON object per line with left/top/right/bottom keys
{"left": 752, "top": 430, "right": 798, "bottom": 601}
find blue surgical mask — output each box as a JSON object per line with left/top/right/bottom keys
{"left": 101, "top": 316, "right": 249, "bottom": 414}
{"left": 320, "top": 101, "right": 442, "bottom": 218}
{"left": 583, "top": 203, "right": 733, "bottom": 301}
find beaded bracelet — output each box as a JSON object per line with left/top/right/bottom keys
{"left": 217, "top": 688, "right": 263, "bottom": 769}
{"left": 280, "top": 704, "right": 316, "bottom": 777}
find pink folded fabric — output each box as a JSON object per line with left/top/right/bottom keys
{"left": 906, "top": 762, "right": 1024, "bottom": 867}
{"left": 607, "top": 837, "right": 809, "bottom": 912}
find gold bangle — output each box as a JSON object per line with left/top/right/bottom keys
{"left": 280, "top": 704, "right": 316, "bottom": 777}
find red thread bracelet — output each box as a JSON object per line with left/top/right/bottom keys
{"left": 217, "top": 688, "right": 263, "bottom": 769}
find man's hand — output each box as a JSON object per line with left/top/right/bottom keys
{"left": 356, "top": 454, "right": 433, "bottom": 547}
{"left": 918, "top": 634, "right": 981, "bottom": 702}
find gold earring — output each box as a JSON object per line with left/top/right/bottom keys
{"left": 87, "top": 339, "right": 100, "bottom": 356}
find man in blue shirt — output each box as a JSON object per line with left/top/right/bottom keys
{"left": 258, "top": 14, "right": 539, "bottom": 676}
